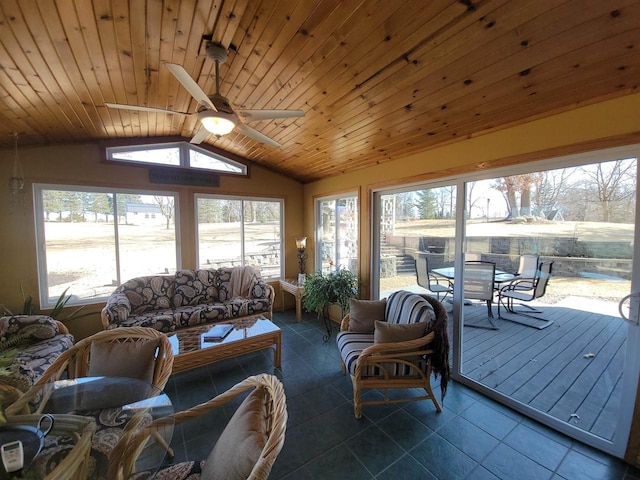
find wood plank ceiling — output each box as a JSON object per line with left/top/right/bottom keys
{"left": 0, "top": 0, "right": 638, "bottom": 183}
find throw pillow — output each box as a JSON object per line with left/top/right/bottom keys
{"left": 87, "top": 338, "right": 158, "bottom": 384}
{"left": 373, "top": 320, "right": 428, "bottom": 344}
{"left": 202, "top": 387, "right": 268, "bottom": 480}
{"left": 348, "top": 298, "right": 387, "bottom": 333}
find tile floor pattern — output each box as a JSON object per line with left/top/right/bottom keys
{"left": 163, "top": 310, "right": 640, "bottom": 480}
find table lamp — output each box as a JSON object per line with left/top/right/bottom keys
{"left": 295, "top": 237, "right": 308, "bottom": 283}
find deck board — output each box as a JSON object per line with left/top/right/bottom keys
{"left": 457, "top": 300, "right": 626, "bottom": 441}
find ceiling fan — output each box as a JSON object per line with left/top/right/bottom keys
{"left": 105, "top": 42, "right": 304, "bottom": 147}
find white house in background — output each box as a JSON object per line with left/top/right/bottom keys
{"left": 125, "top": 203, "right": 165, "bottom": 226}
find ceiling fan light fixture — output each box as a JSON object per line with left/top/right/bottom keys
{"left": 199, "top": 110, "right": 237, "bottom": 135}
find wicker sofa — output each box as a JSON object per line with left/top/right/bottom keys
{"left": 0, "top": 315, "right": 75, "bottom": 404}
{"left": 100, "top": 266, "right": 274, "bottom": 332}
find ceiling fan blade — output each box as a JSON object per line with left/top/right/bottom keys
{"left": 189, "top": 127, "right": 210, "bottom": 145}
{"left": 235, "top": 123, "right": 281, "bottom": 147}
{"left": 105, "top": 103, "right": 188, "bottom": 116}
{"left": 165, "top": 63, "right": 216, "bottom": 111}
{"left": 236, "top": 109, "right": 304, "bottom": 121}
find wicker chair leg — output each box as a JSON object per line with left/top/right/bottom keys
{"left": 350, "top": 375, "right": 362, "bottom": 419}
{"left": 340, "top": 359, "right": 346, "bottom": 375}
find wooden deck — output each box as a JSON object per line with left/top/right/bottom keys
{"left": 459, "top": 299, "right": 626, "bottom": 441}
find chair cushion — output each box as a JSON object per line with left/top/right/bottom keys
{"left": 202, "top": 387, "right": 268, "bottom": 480}
{"left": 373, "top": 320, "right": 427, "bottom": 344}
{"left": 336, "top": 331, "right": 376, "bottom": 376}
{"left": 348, "top": 299, "right": 386, "bottom": 333}
{"left": 120, "top": 276, "right": 175, "bottom": 315}
{"left": 385, "top": 291, "right": 436, "bottom": 326}
{"left": 87, "top": 338, "right": 158, "bottom": 384}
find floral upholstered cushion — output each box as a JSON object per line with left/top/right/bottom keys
{"left": 1, "top": 332, "right": 75, "bottom": 394}
{"left": 251, "top": 279, "right": 271, "bottom": 299}
{"left": 216, "top": 268, "right": 233, "bottom": 302}
{"left": 0, "top": 315, "right": 60, "bottom": 346}
{"left": 119, "top": 276, "right": 175, "bottom": 315}
{"left": 103, "top": 291, "right": 131, "bottom": 324}
{"left": 224, "top": 298, "right": 271, "bottom": 319}
{"left": 129, "top": 461, "right": 205, "bottom": 480}
{"left": 173, "top": 269, "right": 219, "bottom": 307}
{"left": 108, "top": 311, "right": 176, "bottom": 333}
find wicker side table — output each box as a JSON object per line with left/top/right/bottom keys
{"left": 279, "top": 279, "right": 304, "bottom": 322}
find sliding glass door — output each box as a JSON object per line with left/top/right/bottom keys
{"left": 374, "top": 184, "right": 457, "bottom": 300}
{"left": 372, "top": 145, "right": 640, "bottom": 457}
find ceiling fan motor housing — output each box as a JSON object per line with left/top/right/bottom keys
{"left": 205, "top": 42, "right": 228, "bottom": 64}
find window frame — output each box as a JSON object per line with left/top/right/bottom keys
{"left": 33, "top": 183, "right": 181, "bottom": 308}
{"left": 314, "top": 191, "right": 359, "bottom": 274}
{"left": 104, "top": 141, "right": 248, "bottom": 175}
{"left": 194, "top": 193, "right": 285, "bottom": 279}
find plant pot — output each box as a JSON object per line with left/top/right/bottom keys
{"left": 327, "top": 303, "right": 343, "bottom": 323}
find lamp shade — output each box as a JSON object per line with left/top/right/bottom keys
{"left": 198, "top": 110, "right": 237, "bottom": 135}
{"left": 295, "top": 237, "right": 307, "bottom": 250}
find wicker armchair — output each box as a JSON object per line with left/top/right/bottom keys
{"left": 7, "top": 327, "right": 175, "bottom": 480}
{"left": 118, "top": 373, "right": 287, "bottom": 480}
{"left": 337, "top": 292, "right": 450, "bottom": 419}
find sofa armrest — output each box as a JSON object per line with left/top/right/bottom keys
{"left": 0, "top": 315, "right": 60, "bottom": 348}
{"left": 101, "top": 291, "right": 131, "bottom": 329}
{"left": 251, "top": 279, "right": 273, "bottom": 300}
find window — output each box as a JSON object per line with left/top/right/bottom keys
{"left": 34, "top": 185, "right": 179, "bottom": 307}
{"left": 196, "top": 195, "right": 283, "bottom": 279}
{"left": 105, "top": 142, "right": 247, "bottom": 175}
{"left": 315, "top": 193, "right": 358, "bottom": 273}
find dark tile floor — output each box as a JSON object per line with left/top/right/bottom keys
{"left": 163, "top": 310, "right": 640, "bottom": 479}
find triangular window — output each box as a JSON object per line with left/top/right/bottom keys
{"left": 105, "top": 142, "right": 247, "bottom": 175}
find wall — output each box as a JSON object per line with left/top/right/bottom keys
{"left": 303, "top": 93, "right": 640, "bottom": 298}
{"left": 0, "top": 142, "right": 303, "bottom": 340}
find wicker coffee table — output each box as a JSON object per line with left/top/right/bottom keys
{"left": 168, "top": 316, "right": 282, "bottom": 374}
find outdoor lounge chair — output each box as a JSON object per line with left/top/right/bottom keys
{"left": 415, "top": 256, "right": 453, "bottom": 301}
{"left": 498, "top": 261, "right": 554, "bottom": 328}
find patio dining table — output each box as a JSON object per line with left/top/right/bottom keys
{"left": 431, "top": 266, "right": 518, "bottom": 329}
{"left": 431, "top": 266, "right": 518, "bottom": 286}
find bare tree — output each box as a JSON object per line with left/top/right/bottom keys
{"left": 533, "top": 168, "right": 574, "bottom": 218}
{"left": 580, "top": 159, "right": 636, "bottom": 222}
{"left": 153, "top": 196, "right": 175, "bottom": 229}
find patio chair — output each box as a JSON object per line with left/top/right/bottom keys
{"left": 497, "top": 262, "right": 554, "bottom": 328}
{"left": 515, "top": 254, "right": 540, "bottom": 290}
{"left": 463, "top": 261, "right": 498, "bottom": 329}
{"left": 415, "top": 255, "right": 453, "bottom": 301}
{"left": 118, "top": 374, "right": 287, "bottom": 480}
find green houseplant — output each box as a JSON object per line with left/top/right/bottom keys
{"left": 303, "top": 268, "right": 359, "bottom": 320}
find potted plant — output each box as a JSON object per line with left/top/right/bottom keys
{"left": 303, "top": 268, "right": 359, "bottom": 321}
